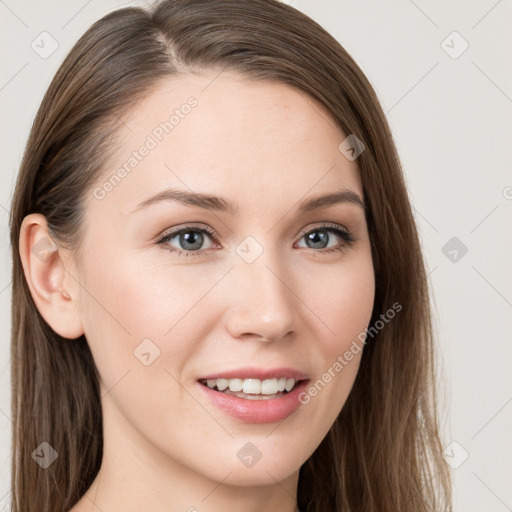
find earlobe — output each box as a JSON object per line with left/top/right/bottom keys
{"left": 19, "top": 213, "right": 84, "bottom": 339}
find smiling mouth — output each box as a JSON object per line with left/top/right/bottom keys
{"left": 198, "top": 377, "right": 302, "bottom": 400}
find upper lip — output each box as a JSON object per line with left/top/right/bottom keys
{"left": 199, "top": 366, "right": 309, "bottom": 381}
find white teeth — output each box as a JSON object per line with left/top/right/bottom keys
{"left": 216, "top": 378, "right": 229, "bottom": 391}
{"left": 285, "top": 378, "right": 295, "bottom": 392}
{"left": 229, "top": 378, "right": 243, "bottom": 392}
{"left": 260, "top": 378, "right": 278, "bottom": 394}
{"left": 242, "top": 379, "right": 261, "bottom": 394}
{"left": 203, "top": 377, "right": 298, "bottom": 395}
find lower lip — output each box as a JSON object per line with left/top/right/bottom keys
{"left": 197, "top": 380, "right": 309, "bottom": 424}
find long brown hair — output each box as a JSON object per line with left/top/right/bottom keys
{"left": 9, "top": 0, "right": 451, "bottom": 510}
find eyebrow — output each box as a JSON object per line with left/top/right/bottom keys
{"left": 131, "top": 187, "right": 365, "bottom": 215}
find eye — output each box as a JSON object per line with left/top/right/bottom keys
{"left": 295, "top": 223, "right": 356, "bottom": 254}
{"left": 156, "top": 225, "right": 218, "bottom": 257}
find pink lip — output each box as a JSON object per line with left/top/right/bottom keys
{"left": 197, "top": 369, "right": 309, "bottom": 423}
{"left": 199, "top": 366, "right": 309, "bottom": 381}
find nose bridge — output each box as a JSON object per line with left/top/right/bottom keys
{"left": 225, "top": 237, "right": 297, "bottom": 341}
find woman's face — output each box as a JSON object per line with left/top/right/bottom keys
{"left": 75, "top": 71, "right": 375, "bottom": 487}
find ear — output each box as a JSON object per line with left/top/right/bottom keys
{"left": 19, "top": 213, "right": 84, "bottom": 339}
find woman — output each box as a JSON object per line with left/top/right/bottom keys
{"left": 9, "top": 0, "right": 452, "bottom": 510}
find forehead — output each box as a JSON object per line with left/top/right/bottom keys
{"left": 88, "top": 71, "right": 362, "bottom": 218}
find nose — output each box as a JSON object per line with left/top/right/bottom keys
{"left": 224, "top": 250, "right": 298, "bottom": 343}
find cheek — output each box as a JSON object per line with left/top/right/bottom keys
{"left": 76, "top": 253, "right": 200, "bottom": 429}
{"left": 77, "top": 247, "right": 224, "bottom": 392}
{"left": 294, "top": 250, "right": 374, "bottom": 424}
{"left": 76, "top": 249, "right": 173, "bottom": 388}
{"left": 79, "top": 246, "right": 190, "bottom": 341}
{"left": 302, "top": 249, "right": 375, "bottom": 350}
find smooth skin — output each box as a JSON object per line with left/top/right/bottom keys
{"left": 20, "top": 71, "right": 375, "bottom": 512}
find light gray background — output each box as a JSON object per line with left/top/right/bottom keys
{"left": 1, "top": 0, "right": 511, "bottom": 510}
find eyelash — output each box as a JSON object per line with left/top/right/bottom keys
{"left": 156, "top": 223, "right": 356, "bottom": 258}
